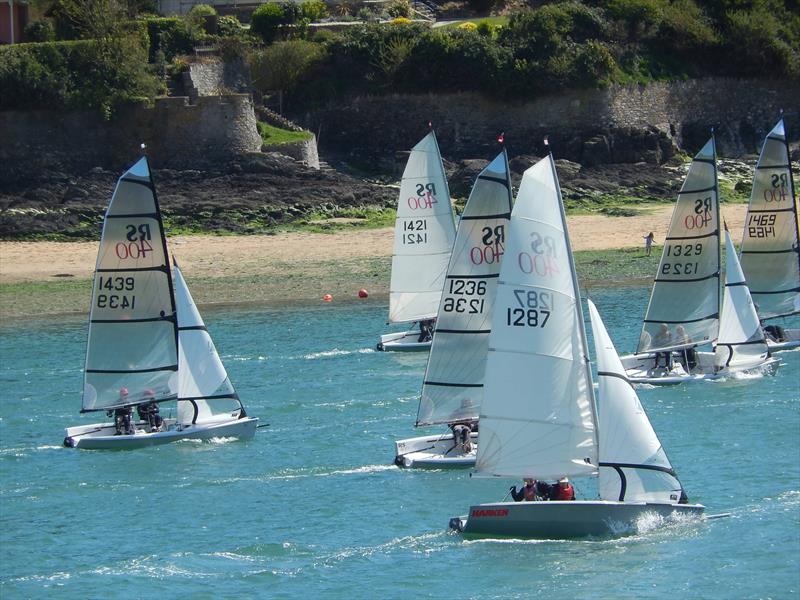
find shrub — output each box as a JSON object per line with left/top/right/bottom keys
{"left": 658, "top": 0, "right": 716, "bottom": 50}
{"left": 387, "top": 0, "right": 411, "bottom": 18}
{"left": 571, "top": 40, "right": 616, "bottom": 84}
{"left": 390, "top": 17, "right": 413, "bottom": 25}
{"left": 250, "top": 40, "right": 328, "bottom": 110}
{"left": 187, "top": 3, "right": 217, "bottom": 17}
{"left": 0, "top": 36, "right": 159, "bottom": 114}
{"left": 144, "top": 17, "right": 203, "bottom": 62}
{"left": 251, "top": 3, "right": 285, "bottom": 42}
{"left": 604, "top": 0, "right": 662, "bottom": 40}
{"left": 458, "top": 21, "right": 478, "bottom": 30}
{"left": 24, "top": 20, "right": 56, "bottom": 42}
{"left": 301, "top": 0, "right": 328, "bottom": 21}
{"left": 217, "top": 15, "right": 245, "bottom": 38}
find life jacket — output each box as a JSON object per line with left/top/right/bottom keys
{"left": 523, "top": 484, "right": 537, "bottom": 501}
{"left": 555, "top": 484, "right": 575, "bottom": 500}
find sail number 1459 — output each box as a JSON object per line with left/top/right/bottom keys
{"left": 507, "top": 289, "right": 551, "bottom": 327}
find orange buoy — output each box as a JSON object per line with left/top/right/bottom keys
{"left": 358, "top": 288, "right": 368, "bottom": 298}
{"left": 323, "top": 294, "right": 333, "bottom": 302}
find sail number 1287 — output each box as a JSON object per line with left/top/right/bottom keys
{"left": 507, "top": 289, "right": 551, "bottom": 327}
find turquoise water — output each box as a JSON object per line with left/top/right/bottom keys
{"left": 1, "top": 286, "right": 798, "bottom": 599}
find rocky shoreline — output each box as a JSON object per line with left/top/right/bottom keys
{"left": 0, "top": 147, "right": 776, "bottom": 240}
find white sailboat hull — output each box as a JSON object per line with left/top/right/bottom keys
{"left": 765, "top": 327, "right": 800, "bottom": 351}
{"left": 377, "top": 329, "right": 431, "bottom": 352}
{"left": 620, "top": 352, "right": 780, "bottom": 385}
{"left": 394, "top": 431, "right": 477, "bottom": 468}
{"left": 64, "top": 416, "right": 259, "bottom": 450}
{"left": 450, "top": 500, "right": 705, "bottom": 539}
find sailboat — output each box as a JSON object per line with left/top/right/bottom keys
{"left": 620, "top": 137, "right": 779, "bottom": 384}
{"left": 377, "top": 130, "right": 457, "bottom": 351}
{"left": 394, "top": 149, "right": 513, "bottom": 468}
{"left": 449, "top": 153, "right": 704, "bottom": 539}
{"left": 738, "top": 118, "right": 800, "bottom": 350}
{"left": 64, "top": 156, "right": 258, "bottom": 449}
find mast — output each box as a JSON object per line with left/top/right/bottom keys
{"left": 546, "top": 144, "right": 599, "bottom": 451}
{"left": 417, "top": 146, "right": 513, "bottom": 427}
{"left": 388, "top": 129, "right": 457, "bottom": 324}
{"left": 82, "top": 155, "right": 179, "bottom": 413}
{"left": 739, "top": 118, "right": 800, "bottom": 319}
{"left": 636, "top": 136, "right": 721, "bottom": 354}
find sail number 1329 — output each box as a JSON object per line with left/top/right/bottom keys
{"left": 507, "top": 289, "right": 551, "bottom": 327}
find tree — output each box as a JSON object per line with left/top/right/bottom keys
{"left": 250, "top": 40, "right": 327, "bottom": 112}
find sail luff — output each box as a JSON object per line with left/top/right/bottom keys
{"left": 636, "top": 137, "right": 721, "bottom": 354}
{"left": 739, "top": 119, "right": 800, "bottom": 319}
{"left": 416, "top": 149, "right": 513, "bottom": 426}
{"left": 548, "top": 152, "right": 599, "bottom": 452}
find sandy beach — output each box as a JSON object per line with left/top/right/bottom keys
{"left": 0, "top": 204, "right": 748, "bottom": 319}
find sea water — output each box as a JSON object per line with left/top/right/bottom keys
{"left": 1, "top": 286, "right": 798, "bottom": 599}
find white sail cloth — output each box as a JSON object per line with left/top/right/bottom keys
{"left": 638, "top": 138, "right": 720, "bottom": 354}
{"left": 174, "top": 265, "right": 242, "bottom": 426}
{"left": 589, "top": 300, "right": 685, "bottom": 504}
{"left": 714, "top": 229, "right": 770, "bottom": 369}
{"left": 389, "top": 131, "right": 456, "bottom": 323}
{"left": 417, "top": 150, "right": 513, "bottom": 426}
{"left": 475, "top": 155, "right": 598, "bottom": 480}
{"left": 739, "top": 119, "right": 800, "bottom": 319}
{"left": 82, "top": 157, "right": 178, "bottom": 412}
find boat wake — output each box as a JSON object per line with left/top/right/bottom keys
{"left": 301, "top": 348, "right": 375, "bottom": 360}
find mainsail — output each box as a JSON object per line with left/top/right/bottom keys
{"left": 714, "top": 228, "right": 770, "bottom": 369}
{"left": 174, "top": 264, "right": 244, "bottom": 425}
{"left": 82, "top": 157, "right": 178, "bottom": 412}
{"left": 417, "top": 150, "right": 513, "bottom": 426}
{"left": 589, "top": 300, "right": 685, "bottom": 504}
{"left": 389, "top": 130, "right": 456, "bottom": 323}
{"left": 739, "top": 119, "right": 800, "bottom": 319}
{"left": 475, "top": 155, "right": 598, "bottom": 480}
{"left": 637, "top": 137, "right": 721, "bottom": 354}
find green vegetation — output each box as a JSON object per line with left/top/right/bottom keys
{"left": 2, "top": 0, "right": 796, "bottom": 112}
{"left": 257, "top": 121, "right": 313, "bottom": 145}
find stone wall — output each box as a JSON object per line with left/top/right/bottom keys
{"left": 0, "top": 94, "right": 262, "bottom": 182}
{"left": 184, "top": 58, "right": 252, "bottom": 102}
{"left": 298, "top": 78, "right": 800, "bottom": 165}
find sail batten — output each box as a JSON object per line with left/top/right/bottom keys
{"left": 739, "top": 118, "right": 800, "bottom": 320}
{"left": 417, "top": 150, "right": 513, "bottom": 426}
{"left": 388, "top": 131, "right": 457, "bottom": 324}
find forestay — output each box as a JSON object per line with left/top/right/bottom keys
{"left": 389, "top": 131, "right": 456, "bottom": 323}
{"left": 475, "top": 155, "right": 598, "bottom": 480}
{"left": 82, "top": 157, "right": 178, "bottom": 413}
{"left": 714, "top": 229, "right": 770, "bottom": 369}
{"left": 417, "top": 150, "right": 513, "bottom": 426}
{"left": 739, "top": 119, "right": 800, "bottom": 319}
{"left": 174, "top": 264, "right": 243, "bottom": 425}
{"left": 638, "top": 138, "right": 721, "bottom": 354}
{"left": 589, "top": 300, "right": 685, "bottom": 504}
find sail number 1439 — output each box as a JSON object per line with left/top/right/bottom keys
{"left": 507, "top": 289, "right": 551, "bottom": 327}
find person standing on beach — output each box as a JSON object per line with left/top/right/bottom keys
{"left": 643, "top": 232, "right": 655, "bottom": 256}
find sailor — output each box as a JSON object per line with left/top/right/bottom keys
{"left": 510, "top": 478, "right": 541, "bottom": 502}
{"left": 110, "top": 388, "right": 134, "bottom": 435}
{"left": 552, "top": 476, "right": 575, "bottom": 501}
{"left": 136, "top": 389, "right": 163, "bottom": 433}
{"left": 418, "top": 319, "right": 434, "bottom": 343}
{"left": 653, "top": 324, "right": 673, "bottom": 370}
{"left": 451, "top": 421, "right": 473, "bottom": 453}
